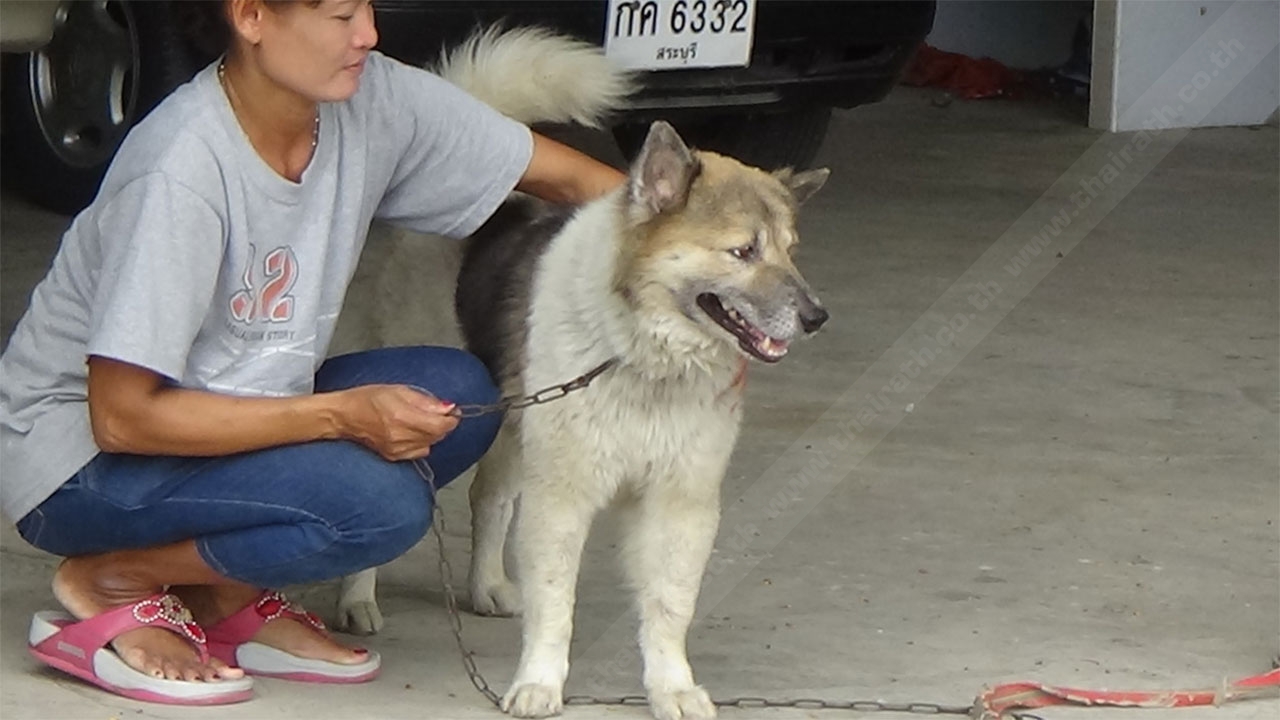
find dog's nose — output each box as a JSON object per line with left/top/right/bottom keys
{"left": 801, "top": 306, "right": 829, "bottom": 333}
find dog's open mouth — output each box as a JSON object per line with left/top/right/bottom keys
{"left": 696, "top": 293, "right": 789, "bottom": 363}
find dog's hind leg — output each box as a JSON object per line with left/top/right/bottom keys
{"left": 335, "top": 567, "right": 384, "bottom": 635}
{"left": 620, "top": 479, "right": 722, "bottom": 720}
{"left": 469, "top": 422, "right": 523, "bottom": 616}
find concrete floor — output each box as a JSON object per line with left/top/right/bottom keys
{"left": 1, "top": 88, "right": 1276, "bottom": 720}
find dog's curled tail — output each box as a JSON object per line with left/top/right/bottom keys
{"left": 431, "top": 26, "right": 635, "bottom": 128}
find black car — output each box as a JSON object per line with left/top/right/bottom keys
{"left": 0, "top": 0, "right": 934, "bottom": 215}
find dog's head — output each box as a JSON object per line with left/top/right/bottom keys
{"left": 617, "top": 121, "right": 830, "bottom": 364}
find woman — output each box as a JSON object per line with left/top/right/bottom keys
{"left": 0, "top": 0, "right": 624, "bottom": 704}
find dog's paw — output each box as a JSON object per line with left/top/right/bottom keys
{"left": 501, "top": 683, "right": 563, "bottom": 718}
{"left": 334, "top": 599, "right": 384, "bottom": 636}
{"left": 471, "top": 578, "right": 522, "bottom": 617}
{"left": 648, "top": 686, "right": 716, "bottom": 720}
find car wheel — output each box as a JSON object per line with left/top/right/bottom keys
{"left": 1, "top": 1, "right": 194, "bottom": 216}
{"left": 614, "top": 105, "right": 832, "bottom": 171}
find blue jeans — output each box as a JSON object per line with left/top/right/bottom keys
{"left": 15, "top": 346, "right": 501, "bottom": 588}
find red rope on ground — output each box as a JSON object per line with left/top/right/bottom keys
{"left": 976, "top": 667, "right": 1280, "bottom": 718}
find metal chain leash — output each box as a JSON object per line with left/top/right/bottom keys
{"left": 412, "top": 362, "right": 1044, "bottom": 719}
{"left": 410, "top": 357, "right": 620, "bottom": 705}
{"left": 416, "top": 467, "right": 1043, "bottom": 719}
{"left": 446, "top": 358, "right": 618, "bottom": 418}
{"left": 569, "top": 696, "right": 979, "bottom": 715}
{"left": 418, "top": 461, "right": 505, "bottom": 706}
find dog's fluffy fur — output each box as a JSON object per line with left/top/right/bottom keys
{"left": 338, "top": 28, "right": 829, "bottom": 720}
{"left": 428, "top": 26, "right": 635, "bottom": 129}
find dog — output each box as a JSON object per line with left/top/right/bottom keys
{"left": 336, "top": 28, "right": 830, "bottom": 720}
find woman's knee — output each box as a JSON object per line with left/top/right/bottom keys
{"left": 315, "top": 346, "right": 500, "bottom": 409}
{"left": 313, "top": 454, "right": 433, "bottom": 568}
{"left": 421, "top": 353, "right": 504, "bottom": 485}
{"left": 194, "top": 455, "right": 432, "bottom": 587}
{"left": 428, "top": 347, "right": 500, "bottom": 408}
{"left": 212, "top": 445, "right": 434, "bottom": 562}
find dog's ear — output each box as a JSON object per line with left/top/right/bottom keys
{"left": 774, "top": 167, "right": 830, "bottom": 205}
{"left": 629, "top": 121, "right": 700, "bottom": 218}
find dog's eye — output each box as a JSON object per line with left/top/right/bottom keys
{"left": 729, "top": 244, "right": 757, "bottom": 261}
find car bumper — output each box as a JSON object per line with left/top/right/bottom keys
{"left": 373, "top": 0, "right": 935, "bottom": 116}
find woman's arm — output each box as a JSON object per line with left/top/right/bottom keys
{"left": 87, "top": 356, "right": 458, "bottom": 462}
{"left": 516, "top": 133, "right": 626, "bottom": 205}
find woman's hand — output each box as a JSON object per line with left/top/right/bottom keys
{"left": 335, "top": 385, "right": 460, "bottom": 461}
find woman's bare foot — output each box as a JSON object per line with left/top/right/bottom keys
{"left": 52, "top": 558, "right": 245, "bottom": 682}
{"left": 248, "top": 611, "right": 371, "bottom": 665}
{"left": 178, "top": 586, "right": 368, "bottom": 665}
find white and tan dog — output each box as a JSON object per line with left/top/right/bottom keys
{"left": 339, "top": 28, "right": 829, "bottom": 720}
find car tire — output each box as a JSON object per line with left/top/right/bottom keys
{"left": 1, "top": 1, "right": 196, "bottom": 216}
{"left": 614, "top": 105, "right": 832, "bottom": 171}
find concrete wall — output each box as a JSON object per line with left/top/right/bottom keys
{"left": 1091, "top": 0, "right": 1280, "bottom": 130}
{"left": 926, "top": 0, "right": 1092, "bottom": 70}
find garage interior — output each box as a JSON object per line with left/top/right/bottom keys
{"left": 1, "top": 1, "right": 1277, "bottom": 719}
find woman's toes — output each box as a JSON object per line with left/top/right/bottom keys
{"left": 149, "top": 658, "right": 167, "bottom": 679}
{"left": 251, "top": 615, "right": 368, "bottom": 665}
{"left": 210, "top": 659, "right": 244, "bottom": 681}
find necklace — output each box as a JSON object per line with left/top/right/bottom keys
{"left": 218, "top": 61, "right": 320, "bottom": 150}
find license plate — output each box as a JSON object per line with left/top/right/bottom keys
{"left": 604, "top": 0, "right": 757, "bottom": 71}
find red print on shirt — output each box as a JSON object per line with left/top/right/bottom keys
{"left": 229, "top": 245, "right": 298, "bottom": 324}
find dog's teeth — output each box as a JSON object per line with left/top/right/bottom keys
{"left": 756, "top": 337, "right": 790, "bottom": 359}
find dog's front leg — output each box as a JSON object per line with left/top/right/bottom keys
{"left": 621, "top": 480, "right": 721, "bottom": 720}
{"left": 502, "top": 479, "right": 596, "bottom": 718}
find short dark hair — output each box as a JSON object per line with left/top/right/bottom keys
{"left": 171, "top": 0, "right": 328, "bottom": 61}
{"left": 172, "top": 1, "right": 232, "bottom": 61}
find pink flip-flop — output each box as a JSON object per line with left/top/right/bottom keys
{"left": 205, "top": 590, "right": 380, "bottom": 683}
{"left": 28, "top": 593, "right": 255, "bottom": 705}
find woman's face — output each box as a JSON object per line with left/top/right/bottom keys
{"left": 244, "top": 0, "right": 379, "bottom": 102}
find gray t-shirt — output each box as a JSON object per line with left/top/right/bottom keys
{"left": 0, "top": 52, "right": 533, "bottom": 522}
